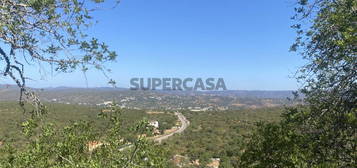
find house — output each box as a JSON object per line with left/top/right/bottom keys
{"left": 103, "top": 101, "right": 113, "bottom": 106}
{"left": 96, "top": 101, "right": 114, "bottom": 107}
{"left": 149, "top": 121, "right": 159, "bottom": 128}
{"left": 148, "top": 121, "right": 161, "bottom": 135}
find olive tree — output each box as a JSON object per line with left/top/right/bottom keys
{"left": 289, "top": 0, "right": 356, "bottom": 165}
{"left": 0, "top": 0, "right": 118, "bottom": 115}
{"left": 0, "top": 1, "right": 170, "bottom": 167}
{"left": 241, "top": 0, "right": 356, "bottom": 167}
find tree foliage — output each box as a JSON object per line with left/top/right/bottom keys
{"left": 0, "top": 105, "right": 169, "bottom": 168}
{"left": 241, "top": 0, "right": 356, "bottom": 167}
{"left": 0, "top": 1, "right": 171, "bottom": 167}
{"left": 0, "top": 0, "right": 118, "bottom": 115}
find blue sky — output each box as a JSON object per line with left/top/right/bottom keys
{"left": 2, "top": 0, "right": 305, "bottom": 90}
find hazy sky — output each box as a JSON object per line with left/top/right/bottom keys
{"left": 1, "top": 0, "right": 305, "bottom": 90}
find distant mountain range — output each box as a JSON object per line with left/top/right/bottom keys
{"left": 0, "top": 84, "right": 297, "bottom": 110}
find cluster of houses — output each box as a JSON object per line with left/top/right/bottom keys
{"left": 188, "top": 106, "right": 213, "bottom": 112}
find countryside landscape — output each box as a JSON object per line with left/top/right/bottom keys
{"left": 0, "top": 0, "right": 355, "bottom": 167}
{"left": 0, "top": 86, "right": 288, "bottom": 167}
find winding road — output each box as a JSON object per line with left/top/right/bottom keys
{"left": 153, "top": 112, "right": 190, "bottom": 143}
{"left": 119, "top": 112, "right": 189, "bottom": 151}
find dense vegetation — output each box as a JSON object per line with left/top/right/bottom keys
{"left": 240, "top": 0, "right": 356, "bottom": 167}
{"left": 0, "top": 102, "right": 176, "bottom": 143}
{"left": 0, "top": 101, "right": 285, "bottom": 167}
{"left": 0, "top": 0, "right": 355, "bottom": 167}
{"left": 0, "top": 102, "right": 179, "bottom": 167}
{"left": 162, "top": 108, "right": 283, "bottom": 167}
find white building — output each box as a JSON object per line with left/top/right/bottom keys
{"left": 103, "top": 101, "right": 113, "bottom": 106}
{"left": 149, "top": 121, "right": 159, "bottom": 128}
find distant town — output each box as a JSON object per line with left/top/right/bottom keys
{"left": 0, "top": 85, "right": 298, "bottom": 111}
